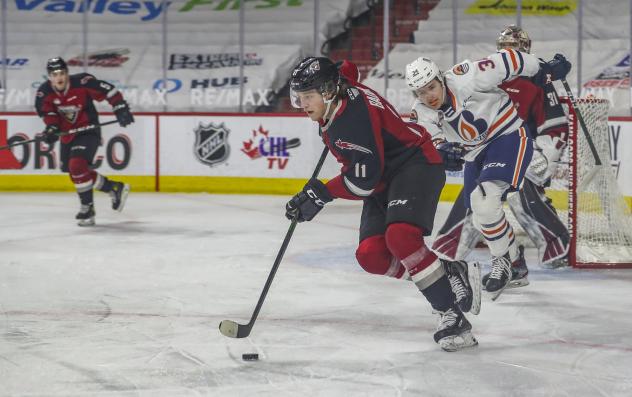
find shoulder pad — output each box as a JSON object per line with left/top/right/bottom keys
{"left": 346, "top": 86, "right": 360, "bottom": 101}
{"left": 451, "top": 62, "right": 470, "bottom": 75}
{"left": 71, "top": 73, "right": 96, "bottom": 86}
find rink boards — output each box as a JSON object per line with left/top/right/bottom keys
{"left": 1, "top": 113, "right": 631, "bottom": 205}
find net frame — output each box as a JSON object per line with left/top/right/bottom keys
{"left": 563, "top": 97, "right": 632, "bottom": 269}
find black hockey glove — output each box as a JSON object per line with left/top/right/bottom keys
{"left": 436, "top": 141, "right": 466, "bottom": 171}
{"left": 38, "top": 124, "right": 60, "bottom": 145}
{"left": 534, "top": 54, "right": 572, "bottom": 85}
{"left": 113, "top": 100, "right": 134, "bottom": 127}
{"left": 285, "top": 178, "right": 333, "bottom": 222}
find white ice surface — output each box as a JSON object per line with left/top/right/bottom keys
{"left": 1, "top": 193, "right": 631, "bottom": 396}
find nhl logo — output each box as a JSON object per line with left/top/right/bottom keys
{"left": 194, "top": 122, "right": 230, "bottom": 167}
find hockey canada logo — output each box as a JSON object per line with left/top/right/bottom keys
{"left": 193, "top": 122, "right": 230, "bottom": 167}
{"left": 241, "top": 125, "right": 300, "bottom": 170}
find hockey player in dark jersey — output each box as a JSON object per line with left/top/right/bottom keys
{"left": 35, "top": 57, "right": 134, "bottom": 226}
{"left": 285, "top": 56, "right": 481, "bottom": 351}
{"left": 431, "top": 26, "right": 571, "bottom": 290}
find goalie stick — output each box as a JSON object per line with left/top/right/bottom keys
{"left": 219, "top": 146, "right": 329, "bottom": 339}
{"left": 560, "top": 79, "right": 603, "bottom": 191}
{"left": 0, "top": 119, "right": 119, "bottom": 151}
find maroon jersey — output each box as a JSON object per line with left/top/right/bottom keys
{"left": 500, "top": 77, "right": 568, "bottom": 143}
{"left": 35, "top": 73, "right": 123, "bottom": 144}
{"left": 322, "top": 81, "right": 442, "bottom": 200}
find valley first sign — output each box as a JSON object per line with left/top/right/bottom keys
{"left": 13, "top": 0, "right": 304, "bottom": 21}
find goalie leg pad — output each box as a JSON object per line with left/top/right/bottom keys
{"left": 508, "top": 180, "right": 569, "bottom": 265}
{"left": 432, "top": 188, "right": 482, "bottom": 260}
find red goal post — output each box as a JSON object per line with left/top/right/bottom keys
{"left": 560, "top": 96, "right": 632, "bottom": 268}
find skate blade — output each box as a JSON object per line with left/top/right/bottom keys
{"left": 77, "top": 217, "right": 95, "bottom": 227}
{"left": 507, "top": 278, "right": 529, "bottom": 289}
{"left": 439, "top": 331, "right": 478, "bottom": 352}
{"left": 115, "top": 184, "right": 130, "bottom": 212}
{"left": 487, "top": 277, "right": 511, "bottom": 301}
{"left": 467, "top": 261, "right": 481, "bottom": 315}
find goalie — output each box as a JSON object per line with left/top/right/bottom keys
{"left": 430, "top": 26, "right": 571, "bottom": 286}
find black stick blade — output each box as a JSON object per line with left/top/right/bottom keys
{"left": 219, "top": 320, "right": 249, "bottom": 338}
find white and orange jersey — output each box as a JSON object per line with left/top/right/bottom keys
{"left": 411, "top": 49, "right": 541, "bottom": 160}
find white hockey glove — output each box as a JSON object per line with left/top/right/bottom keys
{"left": 525, "top": 135, "right": 565, "bottom": 186}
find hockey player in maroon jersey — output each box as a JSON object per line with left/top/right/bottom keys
{"left": 285, "top": 57, "right": 481, "bottom": 351}
{"left": 431, "top": 26, "right": 571, "bottom": 291}
{"left": 35, "top": 57, "right": 134, "bottom": 226}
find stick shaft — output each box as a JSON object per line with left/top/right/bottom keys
{"left": 0, "top": 119, "right": 119, "bottom": 151}
{"left": 233, "top": 146, "right": 329, "bottom": 337}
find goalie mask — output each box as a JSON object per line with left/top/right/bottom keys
{"left": 289, "top": 57, "right": 339, "bottom": 109}
{"left": 496, "top": 24, "right": 531, "bottom": 53}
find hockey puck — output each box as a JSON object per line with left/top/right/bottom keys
{"left": 242, "top": 353, "right": 259, "bottom": 361}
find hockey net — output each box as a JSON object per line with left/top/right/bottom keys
{"left": 509, "top": 97, "right": 632, "bottom": 268}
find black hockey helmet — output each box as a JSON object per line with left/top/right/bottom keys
{"left": 46, "top": 57, "right": 68, "bottom": 74}
{"left": 289, "top": 57, "right": 339, "bottom": 108}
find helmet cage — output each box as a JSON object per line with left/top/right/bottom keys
{"left": 496, "top": 25, "right": 531, "bottom": 53}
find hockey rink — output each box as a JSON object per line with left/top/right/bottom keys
{"left": 1, "top": 192, "right": 631, "bottom": 396}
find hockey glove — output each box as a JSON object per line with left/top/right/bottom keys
{"left": 113, "top": 100, "right": 134, "bottom": 127}
{"left": 38, "top": 124, "right": 60, "bottom": 145}
{"left": 436, "top": 141, "right": 466, "bottom": 171}
{"left": 524, "top": 149, "right": 550, "bottom": 186}
{"left": 285, "top": 178, "right": 333, "bottom": 222}
{"left": 535, "top": 54, "right": 571, "bottom": 85}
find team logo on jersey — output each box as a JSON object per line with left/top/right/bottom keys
{"left": 334, "top": 139, "right": 373, "bottom": 154}
{"left": 241, "top": 125, "right": 301, "bottom": 170}
{"left": 193, "top": 122, "right": 231, "bottom": 167}
{"left": 409, "top": 109, "right": 418, "bottom": 123}
{"left": 58, "top": 105, "right": 81, "bottom": 124}
{"left": 449, "top": 110, "right": 488, "bottom": 142}
{"left": 80, "top": 75, "right": 94, "bottom": 85}
{"left": 452, "top": 63, "right": 470, "bottom": 75}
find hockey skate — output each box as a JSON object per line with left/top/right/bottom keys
{"left": 443, "top": 259, "right": 481, "bottom": 315}
{"left": 483, "top": 245, "right": 529, "bottom": 290}
{"left": 485, "top": 254, "right": 512, "bottom": 301}
{"left": 110, "top": 182, "right": 130, "bottom": 212}
{"left": 433, "top": 307, "right": 478, "bottom": 352}
{"left": 76, "top": 203, "right": 95, "bottom": 227}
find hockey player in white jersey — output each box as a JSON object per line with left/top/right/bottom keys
{"left": 405, "top": 49, "right": 571, "bottom": 299}
{"left": 432, "top": 26, "right": 572, "bottom": 292}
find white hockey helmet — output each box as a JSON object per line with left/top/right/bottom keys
{"left": 496, "top": 24, "right": 531, "bottom": 53}
{"left": 405, "top": 57, "right": 442, "bottom": 92}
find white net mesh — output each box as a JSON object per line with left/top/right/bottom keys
{"left": 506, "top": 97, "right": 632, "bottom": 267}
{"left": 565, "top": 98, "right": 632, "bottom": 266}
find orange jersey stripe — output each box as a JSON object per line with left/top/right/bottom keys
{"left": 508, "top": 49, "right": 518, "bottom": 71}
{"left": 511, "top": 127, "right": 528, "bottom": 187}
{"left": 488, "top": 105, "right": 516, "bottom": 137}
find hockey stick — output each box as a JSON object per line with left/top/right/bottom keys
{"left": 0, "top": 120, "right": 119, "bottom": 151}
{"left": 219, "top": 146, "right": 329, "bottom": 338}
{"left": 560, "top": 79, "right": 601, "bottom": 166}
{"left": 559, "top": 79, "right": 604, "bottom": 191}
